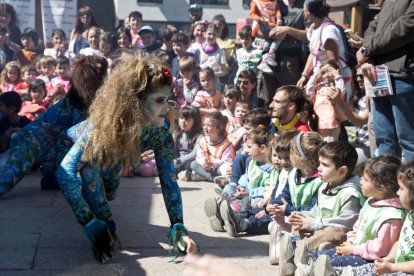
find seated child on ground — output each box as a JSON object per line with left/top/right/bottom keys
{"left": 0, "top": 61, "right": 21, "bottom": 93}
{"left": 344, "top": 160, "right": 414, "bottom": 276}
{"left": 292, "top": 156, "right": 405, "bottom": 276}
{"left": 204, "top": 130, "right": 296, "bottom": 237}
{"left": 190, "top": 111, "right": 235, "bottom": 182}
{"left": 267, "top": 132, "right": 325, "bottom": 233}
{"left": 215, "top": 108, "right": 271, "bottom": 188}
{"left": 19, "top": 79, "right": 47, "bottom": 121}
{"left": 271, "top": 141, "right": 365, "bottom": 271}
{"left": 173, "top": 106, "right": 203, "bottom": 181}
{"left": 221, "top": 127, "right": 272, "bottom": 212}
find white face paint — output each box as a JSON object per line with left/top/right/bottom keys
{"left": 144, "top": 85, "right": 170, "bottom": 127}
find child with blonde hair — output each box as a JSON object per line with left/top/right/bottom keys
{"left": 0, "top": 61, "right": 21, "bottom": 93}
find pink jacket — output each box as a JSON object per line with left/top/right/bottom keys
{"left": 347, "top": 197, "right": 404, "bottom": 260}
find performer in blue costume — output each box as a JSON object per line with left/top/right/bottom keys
{"left": 0, "top": 55, "right": 108, "bottom": 196}
{"left": 57, "top": 54, "right": 198, "bottom": 263}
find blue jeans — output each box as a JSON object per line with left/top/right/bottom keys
{"left": 373, "top": 78, "right": 414, "bottom": 160}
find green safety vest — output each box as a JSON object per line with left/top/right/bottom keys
{"left": 395, "top": 213, "right": 414, "bottom": 263}
{"left": 269, "top": 168, "right": 280, "bottom": 189}
{"left": 246, "top": 160, "right": 270, "bottom": 190}
{"left": 353, "top": 198, "right": 405, "bottom": 246}
{"left": 288, "top": 168, "right": 323, "bottom": 208}
{"left": 316, "top": 182, "right": 366, "bottom": 219}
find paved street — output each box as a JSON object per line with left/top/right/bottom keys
{"left": 0, "top": 172, "right": 277, "bottom": 275}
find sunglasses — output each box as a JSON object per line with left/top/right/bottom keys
{"left": 80, "top": 13, "right": 91, "bottom": 18}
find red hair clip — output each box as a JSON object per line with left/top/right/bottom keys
{"left": 161, "top": 67, "right": 172, "bottom": 79}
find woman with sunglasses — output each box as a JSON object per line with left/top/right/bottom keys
{"left": 69, "top": 6, "right": 99, "bottom": 55}
{"left": 236, "top": 69, "right": 264, "bottom": 108}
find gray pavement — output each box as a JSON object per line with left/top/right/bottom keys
{"left": 0, "top": 172, "right": 278, "bottom": 275}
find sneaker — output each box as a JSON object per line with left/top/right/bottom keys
{"left": 214, "top": 176, "right": 228, "bottom": 188}
{"left": 191, "top": 171, "right": 206, "bottom": 181}
{"left": 213, "top": 176, "right": 228, "bottom": 195}
{"left": 257, "top": 56, "right": 273, "bottom": 74}
{"left": 294, "top": 240, "right": 315, "bottom": 276}
{"left": 318, "top": 242, "right": 335, "bottom": 251}
{"left": 177, "top": 170, "right": 189, "bottom": 181}
{"left": 341, "top": 266, "right": 354, "bottom": 276}
{"left": 294, "top": 240, "right": 309, "bottom": 267}
{"left": 295, "top": 263, "right": 314, "bottom": 276}
{"left": 220, "top": 198, "right": 247, "bottom": 237}
{"left": 204, "top": 197, "right": 224, "bottom": 232}
{"left": 279, "top": 233, "right": 296, "bottom": 276}
{"left": 268, "top": 222, "right": 282, "bottom": 265}
{"left": 313, "top": 255, "right": 336, "bottom": 276}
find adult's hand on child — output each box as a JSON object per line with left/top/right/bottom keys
{"left": 374, "top": 258, "right": 393, "bottom": 275}
{"left": 327, "top": 87, "right": 343, "bottom": 106}
{"left": 296, "top": 76, "right": 307, "bottom": 89}
{"left": 269, "top": 26, "right": 289, "bottom": 40}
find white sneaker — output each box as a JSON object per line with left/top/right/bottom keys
{"left": 177, "top": 170, "right": 190, "bottom": 181}
{"left": 268, "top": 222, "right": 282, "bottom": 265}
{"left": 313, "top": 255, "right": 336, "bottom": 276}
{"left": 279, "top": 233, "right": 296, "bottom": 276}
{"left": 191, "top": 171, "right": 206, "bottom": 181}
{"left": 294, "top": 240, "right": 314, "bottom": 276}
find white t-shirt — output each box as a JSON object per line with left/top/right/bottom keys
{"left": 307, "top": 17, "right": 352, "bottom": 101}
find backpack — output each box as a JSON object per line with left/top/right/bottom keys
{"left": 319, "top": 20, "right": 358, "bottom": 70}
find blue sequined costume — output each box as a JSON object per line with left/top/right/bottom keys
{"left": 57, "top": 121, "right": 183, "bottom": 226}
{"left": 0, "top": 97, "right": 87, "bottom": 196}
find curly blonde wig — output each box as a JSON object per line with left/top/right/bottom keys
{"left": 82, "top": 53, "right": 172, "bottom": 167}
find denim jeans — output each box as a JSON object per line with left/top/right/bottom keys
{"left": 373, "top": 78, "right": 414, "bottom": 160}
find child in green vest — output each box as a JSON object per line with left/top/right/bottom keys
{"left": 294, "top": 142, "right": 365, "bottom": 244}
{"left": 203, "top": 129, "right": 296, "bottom": 237}
{"left": 277, "top": 141, "right": 365, "bottom": 273}
{"left": 295, "top": 156, "right": 405, "bottom": 276}
{"left": 343, "top": 160, "right": 414, "bottom": 276}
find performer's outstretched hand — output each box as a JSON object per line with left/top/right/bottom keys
{"left": 182, "top": 236, "right": 198, "bottom": 254}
